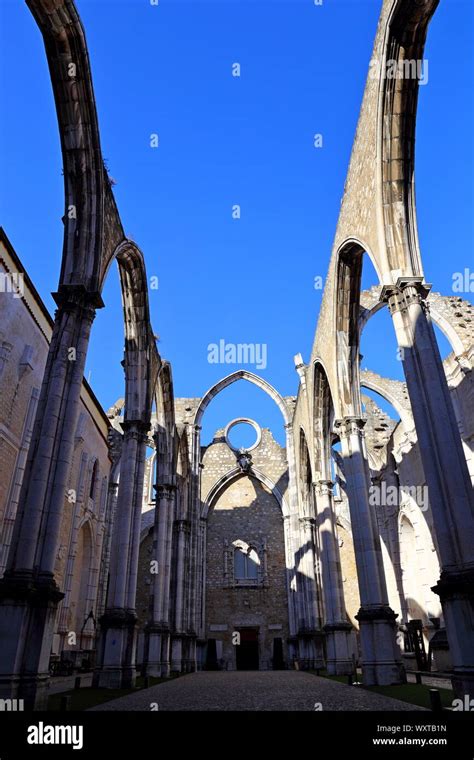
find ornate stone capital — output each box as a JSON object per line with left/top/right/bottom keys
{"left": 355, "top": 605, "right": 398, "bottom": 623}
{"left": 431, "top": 568, "right": 474, "bottom": 602}
{"left": 175, "top": 519, "right": 191, "bottom": 534}
{"left": 154, "top": 483, "right": 177, "bottom": 501}
{"left": 334, "top": 416, "right": 367, "bottom": 440}
{"left": 121, "top": 419, "right": 151, "bottom": 443}
{"left": 52, "top": 283, "right": 104, "bottom": 317}
{"left": 380, "top": 277, "right": 432, "bottom": 316}
{"left": 314, "top": 479, "right": 334, "bottom": 497}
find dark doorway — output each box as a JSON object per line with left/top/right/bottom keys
{"left": 236, "top": 628, "right": 259, "bottom": 670}
{"left": 206, "top": 638, "right": 218, "bottom": 670}
{"left": 272, "top": 637, "right": 284, "bottom": 670}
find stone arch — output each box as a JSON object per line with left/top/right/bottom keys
{"left": 360, "top": 369, "right": 413, "bottom": 432}
{"left": 176, "top": 432, "right": 190, "bottom": 521}
{"left": 194, "top": 370, "right": 290, "bottom": 428}
{"left": 152, "top": 361, "right": 176, "bottom": 484}
{"left": 101, "top": 240, "right": 158, "bottom": 425}
{"left": 203, "top": 466, "right": 289, "bottom": 520}
{"left": 26, "top": 0, "right": 124, "bottom": 291}
{"left": 380, "top": 0, "right": 439, "bottom": 275}
{"left": 334, "top": 241, "right": 378, "bottom": 418}
{"left": 298, "top": 429, "right": 313, "bottom": 518}
{"left": 70, "top": 518, "right": 94, "bottom": 641}
{"left": 313, "top": 360, "right": 337, "bottom": 480}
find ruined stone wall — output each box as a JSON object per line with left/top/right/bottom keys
{"left": 201, "top": 428, "right": 290, "bottom": 669}
{"left": 0, "top": 231, "right": 111, "bottom": 654}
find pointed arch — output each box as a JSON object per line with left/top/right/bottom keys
{"left": 202, "top": 466, "right": 289, "bottom": 520}
{"left": 194, "top": 370, "right": 290, "bottom": 428}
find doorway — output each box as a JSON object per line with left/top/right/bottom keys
{"left": 236, "top": 627, "right": 259, "bottom": 670}
{"left": 272, "top": 637, "right": 284, "bottom": 669}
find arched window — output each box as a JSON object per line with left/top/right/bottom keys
{"left": 234, "top": 543, "right": 259, "bottom": 581}
{"left": 89, "top": 460, "right": 98, "bottom": 500}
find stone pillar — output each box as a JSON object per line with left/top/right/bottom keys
{"left": 314, "top": 480, "right": 353, "bottom": 675}
{"left": 334, "top": 416, "right": 405, "bottom": 685}
{"left": 0, "top": 286, "right": 100, "bottom": 709}
{"left": 96, "top": 481, "right": 119, "bottom": 619}
{"left": 297, "top": 517, "right": 324, "bottom": 669}
{"left": 170, "top": 519, "right": 189, "bottom": 672}
{"left": 143, "top": 483, "right": 176, "bottom": 678}
{"left": 283, "top": 422, "right": 302, "bottom": 656}
{"left": 94, "top": 420, "right": 149, "bottom": 689}
{"left": 383, "top": 278, "right": 474, "bottom": 698}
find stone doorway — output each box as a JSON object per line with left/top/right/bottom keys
{"left": 236, "top": 628, "right": 259, "bottom": 670}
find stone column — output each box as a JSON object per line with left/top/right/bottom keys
{"left": 298, "top": 516, "right": 324, "bottom": 669}
{"left": 170, "top": 519, "right": 189, "bottom": 672}
{"left": 143, "top": 483, "right": 176, "bottom": 678}
{"left": 383, "top": 278, "right": 474, "bottom": 698}
{"left": 94, "top": 420, "right": 149, "bottom": 689}
{"left": 334, "top": 417, "right": 405, "bottom": 685}
{"left": 0, "top": 286, "right": 100, "bottom": 708}
{"left": 96, "top": 481, "right": 119, "bottom": 619}
{"left": 160, "top": 483, "right": 176, "bottom": 678}
{"left": 314, "top": 480, "right": 353, "bottom": 675}
{"left": 284, "top": 423, "right": 303, "bottom": 663}
{"left": 0, "top": 388, "right": 39, "bottom": 576}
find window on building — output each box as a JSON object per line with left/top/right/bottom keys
{"left": 234, "top": 545, "right": 259, "bottom": 581}
{"left": 89, "top": 460, "right": 98, "bottom": 500}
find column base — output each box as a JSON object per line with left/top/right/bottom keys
{"left": 142, "top": 623, "right": 170, "bottom": 678}
{"left": 355, "top": 606, "right": 406, "bottom": 686}
{"left": 432, "top": 568, "right": 474, "bottom": 700}
{"left": 0, "top": 570, "right": 64, "bottom": 709}
{"left": 93, "top": 609, "right": 137, "bottom": 689}
{"left": 170, "top": 635, "right": 183, "bottom": 673}
{"left": 297, "top": 629, "right": 325, "bottom": 670}
{"left": 161, "top": 631, "right": 171, "bottom": 678}
{"left": 324, "top": 622, "right": 354, "bottom": 676}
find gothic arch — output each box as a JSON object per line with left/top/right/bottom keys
{"left": 152, "top": 361, "right": 176, "bottom": 483}
{"left": 334, "top": 241, "right": 374, "bottom": 418}
{"left": 299, "top": 429, "right": 313, "bottom": 518}
{"left": 313, "top": 360, "right": 337, "bottom": 480}
{"left": 194, "top": 370, "right": 290, "bottom": 428}
{"left": 380, "top": 0, "right": 439, "bottom": 275}
{"left": 359, "top": 370, "right": 413, "bottom": 431}
{"left": 202, "top": 466, "right": 289, "bottom": 520}
{"left": 26, "top": 0, "right": 124, "bottom": 291}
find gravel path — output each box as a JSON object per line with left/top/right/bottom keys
{"left": 90, "top": 671, "right": 425, "bottom": 711}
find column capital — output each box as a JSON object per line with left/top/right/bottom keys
{"left": 334, "top": 416, "right": 367, "bottom": 439}
{"left": 52, "top": 283, "right": 104, "bottom": 313}
{"left": 175, "top": 519, "right": 191, "bottom": 534}
{"left": 154, "top": 483, "right": 177, "bottom": 501}
{"left": 380, "top": 277, "right": 432, "bottom": 315}
{"left": 313, "top": 479, "right": 334, "bottom": 497}
{"left": 299, "top": 516, "right": 315, "bottom": 527}
{"left": 122, "top": 419, "right": 151, "bottom": 442}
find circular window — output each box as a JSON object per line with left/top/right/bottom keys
{"left": 225, "top": 418, "right": 261, "bottom": 452}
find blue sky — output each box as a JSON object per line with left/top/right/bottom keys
{"left": 1, "top": 0, "right": 472, "bottom": 446}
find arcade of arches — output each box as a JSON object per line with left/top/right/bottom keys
{"left": 0, "top": 0, "right": 473, "bottom": 709}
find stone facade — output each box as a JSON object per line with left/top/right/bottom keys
{"left": 0, "top": 229, "right": 112, "bottom": 660}
{"left": 202, "top": 428, "right": 290, "bottom": 671}
{"left": 1, "top": 0, "right": 474, "bottom": 709}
